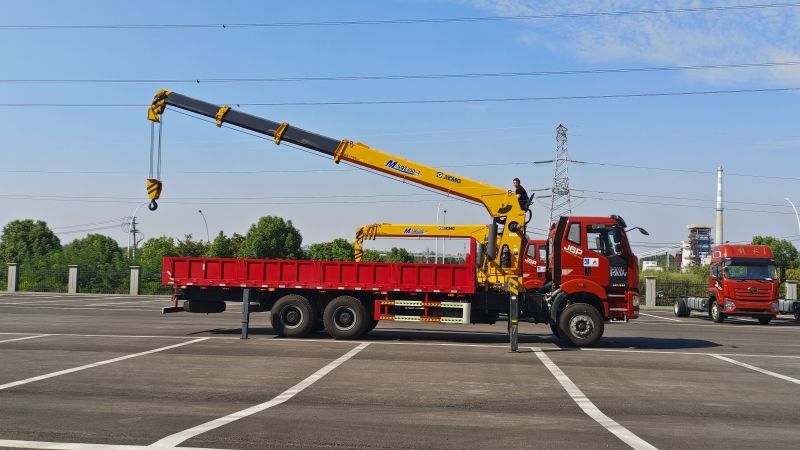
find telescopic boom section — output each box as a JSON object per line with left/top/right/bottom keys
{"left": 354, "top": 223, "right": 490, "bottom": 262}
{"left": 147, "top": 89, "right": 529, "bottom": 281}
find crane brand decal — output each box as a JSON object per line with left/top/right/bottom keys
{"left": 403, "top": 228, "right": 426, "bottom": 235}
{"left": 610, "top": 267, "right": 627, "bottom": 277}
{"left": 563, "top": 244, "right": 583, "bottom": 257}
{"left": 438, "top": 226, "right": 455, "bottom": 231}
{"left": 436, "top": 171, "right": 462, "bottom": 184}
{"left": 385, "top": 160, "right": 420, "bottom": 177}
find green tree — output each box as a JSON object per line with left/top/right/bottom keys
{"left": 306, "top": 238, "right": 355, "bottom": 261}
{"left": 751, "top": 235, "right": 799, "bottom": 269}
{"left": 237, "top": 216, "right": 303, "bottom": 259}
{"left": 206, "top": 231, "right": 234, "bottom": 258}
{"left": 176, "top": 234, "right": 208, "bottom": 257}
{"left": 361, "top": 249, "right": 384, "bottom": 262}
{"left": 384, "top": 247, "right": 415, "bottom": 263}
{"left": 138, "top": 236, "right": 176, "bottom": 274}
{"left": 230, "top": 232, "right": 245, "bottom": 256}
{"left": 63, "top": 234, "right": 124, "bottom": 269}
{"left": 0, "top": 219, "right": 61, "bottom": 264}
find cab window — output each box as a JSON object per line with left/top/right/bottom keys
{"left": 526, "top": 244, "right": 537, "bottom": 258}
{"left": 586, "top": 225, "right": 623, "bottom": 257}
{"left": 566, "top": 223, "right": 581, "bottom": 245}
{"left": 538, "top": 246, "right": 546, "bottom": 262}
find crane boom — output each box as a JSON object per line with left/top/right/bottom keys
{"left": 354, "top": 223, "right": 489, "bottom": 262}
{"left": 146, "top": 89, "right": 528, "bottom": 286}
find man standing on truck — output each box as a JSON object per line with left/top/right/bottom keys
{"left": 513, "top": 178, "right": 529, "bottom": 210}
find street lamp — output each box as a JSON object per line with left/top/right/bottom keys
{"left": 198, "top": 209, "right": 210, "bottom": 243}
{"left": 785, "top": 198, "right": 800, "bottom": 234}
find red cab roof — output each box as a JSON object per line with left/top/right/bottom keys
{"left": 712, "top": 244, "right": 774, "bottom": 260}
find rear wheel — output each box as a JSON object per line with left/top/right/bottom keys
{"left": 324, "top": 296, "right": 368, "bottom": 340}
{"left": 674, "top": 298, "right": 688, "bottom": 317}
{"left": 271, "top": 294, "right": 316, "bottom": 338}
{"left": 557, "top": 303, "right": 604, "bottom": 347}
{"left": 757, "top": 317, "right": 772, "bottom": 325}
{"left": 711, "top": 301, "right": 725, "bottom": 323}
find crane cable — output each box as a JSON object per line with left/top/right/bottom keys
{"left": 147, "top": 117, "right": 164, "bottom": 210}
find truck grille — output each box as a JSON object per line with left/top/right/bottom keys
{"left": 733, "top": 287, "right": 771, "bottom": 300}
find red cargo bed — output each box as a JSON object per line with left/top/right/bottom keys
{"left": 163, "top": 255, "right": 476, "bottom": 295}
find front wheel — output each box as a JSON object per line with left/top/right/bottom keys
{"left": 557, "top": 303, "right": 604, "bottom": 347}
{"left": 324, "top": 296, "right": 368, "bottom": 340}
{"left": 711, "top": 301, "right": 725, "bottom": 323}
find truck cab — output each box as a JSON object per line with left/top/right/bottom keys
{"left": 708, "top": 244, "right": 779, "bottom": 324}
{"left": 522, "top": 239, "right": 547, "bottom": 290}
{"left": 547, "top": 215, "right": 641, "bottom": 324}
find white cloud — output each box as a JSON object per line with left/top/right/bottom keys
{"left": 458, "top": 0, "right": 800, "bottom": 86}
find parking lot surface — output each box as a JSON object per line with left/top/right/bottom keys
{"left": 1, "top": 293, "right": 799, "bottom": 449}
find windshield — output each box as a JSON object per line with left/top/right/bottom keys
{"left": 587, "top": 225, "right": 624, "bottom": 257}
{"left": 723, "top": 264, "right": 777, "bottom": 281}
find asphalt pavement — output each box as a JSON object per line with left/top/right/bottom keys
{"left": 1, "top": 292, "right": 799, "bottom": 449}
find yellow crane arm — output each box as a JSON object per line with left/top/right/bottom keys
{"left": 147, "top": 89, "right": 528, "bottom": 282}
{"left": 354, "top": 223, "right": 490, "bottom": 262}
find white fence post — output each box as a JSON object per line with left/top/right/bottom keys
{"left": 129, "top": 266, "right": 140, "bottom": 296}
{"left": 786, "top": 280, "right": 797, "bottom": 300}
{"left": 68, "top": 265, "right": 79, "bottom": 294}
{"left": 645, "top": 276, "right": 657, "bottom": 307}
{"left": 7, "top": 263, "right": 18, "bottom": 292}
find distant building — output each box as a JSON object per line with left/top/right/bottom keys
{"left": 681, "top": 224, "right": 713, "bottom": 271}
{"left": 642, "top": 260, "right": 662, "bottom": 272}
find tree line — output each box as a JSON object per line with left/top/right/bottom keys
{"left": 0, "top": 216, "right": 415, "bottom": 293}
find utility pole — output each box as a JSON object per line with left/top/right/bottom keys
{"left": 129, "top": 216, "right": 138, "bottom": 259}
{"left": 550, "top": 124, "right": 572, "bottom": 223}
{"left": 715, "top": 166, "right": 724, "bottom": 245}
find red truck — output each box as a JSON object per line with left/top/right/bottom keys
{"left": 674, "top": 244, "right": 779, "bottom": 324}
{"left": 164, "top": 215, "right": 645, "bottom": 347}
{"left": 523, "top": 239, "right": 548, "bottom": 290}
{"left": 147, "top": 90, "right": 648, "bottom": 347}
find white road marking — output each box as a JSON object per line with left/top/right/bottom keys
{"left": 0, "top": 338, "right": 208, "bottom": 391}
{"left": 532, "top": 347, "right": 657, "bottom": 450}
{"left": 0, "top": 439, "right": 226, "bottom": 450}
{"left": 151, "top": 342, "right": 370, "bottom": 447}
{"left": 0, "top": 334, "right": 50, "bottom": 344}
{"left": 711, "top": 354, "right": 800, "bottom": 385}
{"left": 0, "top": 304, "right": 158, "bottom": 312}
{"left": 639, "top": 313, "right": 681, "bottom": 322}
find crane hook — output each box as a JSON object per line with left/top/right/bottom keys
{"left": 149, "top": 200, "right": 158, "bottom": 211}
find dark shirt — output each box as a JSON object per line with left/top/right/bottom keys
{"left": 516, "top": 186, "right": 529, "bottom": 209}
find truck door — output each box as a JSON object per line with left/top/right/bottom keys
{"left": 523, "top": 241, "right": 547, "bottom": 289}
{"left": 585, "top": 224, "right": 628, "bottom": 288}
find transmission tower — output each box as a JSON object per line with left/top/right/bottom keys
{"left": 549, "top": 124, "right": 572, "bottom": 223}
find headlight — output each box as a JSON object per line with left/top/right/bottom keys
{"left": 771, "top": 301, "right": 779, "bottom": 311}
{"left": 724, "top": 300, "right": 735, "bottom": 311}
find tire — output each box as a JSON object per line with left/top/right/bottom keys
{"left": 674, "top": 298, "right": 688, "bottom": 317}
{"left": 183, "top": 301, "right": 225, "bottom": 314}
{"left": 757, "top": 317, "right": 772, "bottom": 325}
{"left": 364, "top": 319, "right": 380, "bottom": 334}
{"left": 795, "top": 313, "right": 800, "bottom": 322}
{"left": 557, "top": 303, "right": 604, "bottom": 347}
{"left": 324, "top": 296, "right": 368, "bottom": 340}
{"left": 711, "top": 301, "right": 725, "bottom": 323}
{"left": 549, "top": 321, "right": 561, "bottom": 340}
{"left": 271, "top": 294, "right": 316, "bottom": 338}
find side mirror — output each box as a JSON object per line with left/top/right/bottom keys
{"left": 626, "top": 226, "right": 649, "bottom": 236}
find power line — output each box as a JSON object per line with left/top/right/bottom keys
{"left": 1, "top": 86, "right": 799, "bottom": 108}
{"left": 1, "top": 3, "right": 797, "bottom": 30}
{"left": 3, "top": 61, "right": 799, "bottom": 84}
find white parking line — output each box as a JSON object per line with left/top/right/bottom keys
{"left": 0, "top": 304, "right": 157, "bottom": 312}
{"left": 0, "top": 334, "right": 51, "bottom": 344}
{"left": 711, "top": 354, "right": 800, "bottom": 385}
{"left": 532, "top": 347, "right": 657, "bottom": 450}
{"left": 0, "top": 439, "right": 227, "bottom": 450}
{"left": 0, "top": 338, "right": 209, "bottom": 391}
{"left": 639, "top": 313, "right": 681, "bottom": 322}
{"left": 151, "top": 342, "right": 370, "bottom": 448}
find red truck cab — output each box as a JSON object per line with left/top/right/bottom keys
{"left": 709, "top": 244, "right": 779, "bottom": 324}
{"left": 548, "top": 215, "right": 641, "bottom": 323}
{"left": 522, "top": 239, "right": 547, "bottom": 290}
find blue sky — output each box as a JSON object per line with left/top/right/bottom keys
{"left": 1, "top": 0, "right": 800, "bottom": 255}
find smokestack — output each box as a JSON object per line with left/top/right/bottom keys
{"left": 716, "top": 166, "right": 723, "bottom": 244}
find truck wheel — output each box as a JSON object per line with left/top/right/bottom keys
{"left": 557, "top": 303, "right": 604, "bottom": 347}
{"left": 271, "top": 294, "right": 316, "bottom": 338}
{"left": 324, "top": 296, "right": 368, "bottom": 340}
{"left": 364, "top": 319, "right": 380, "bottom": 334}
{"left": 673, "top": 298, "right": 688, "bottom": 317}
{"left": 711, "top": 302, "right": 725, "bottom": 323}
{"left": 549, "top": 321, "right": 561, "bottom": 340}
{"left": 757, "top": 317, "right": 772, "bottom": 325}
